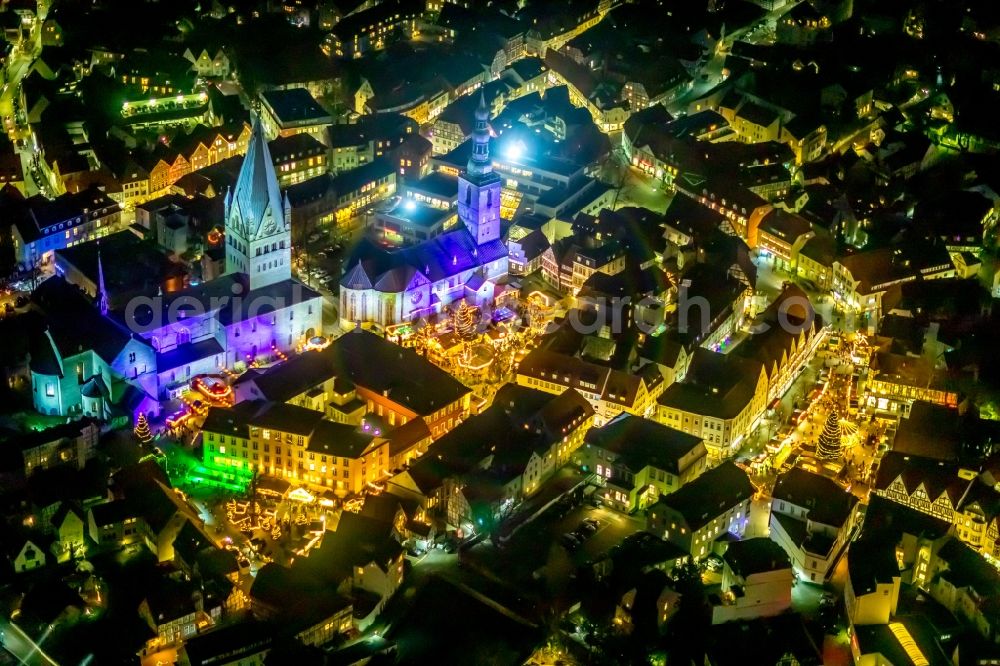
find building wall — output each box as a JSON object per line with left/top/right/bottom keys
{"left": 296, "top": 606, "right": 353, "bottom": 647}
{"left": 587, "top": 448, "right": 707, "bottom": 513}
{"left": 353, "top": 553, "right": 405, "bottom": 616}
{"left": 656, "top": 370, "right": 768, "bottom": 462}
{"left": 32, "top": 335, "right": 157, "bottom": 418}
{"left": 649, "top": 498, "right": 751, "bottom": 559}
{"left": 339, "top": 256, "right": 506, "bottom": 329}
{"left": 845, "top": 572, "right": 900, "bottom": 626}
{"left": 712, "top": 565, "right": 793, "bottom": 624}
{"left": 53, "top": 511, "right": 86, "bottom": 562}
{"left": 793, "top": 249, "right": 832, "bottom": 290}
{"left": 203, "top": 425, "right": 390, "bottom": 497}
{"left": 21, "top": 425, "right": 97, "bottom": 476}
{"left": 14, "top": 541, "right": 47, "bottom": 573}
{"left": 769, "top": 508, "right": 848, "bottom": 584}
{"left": 15, "top": 207, "right": 126, "bottom": 267}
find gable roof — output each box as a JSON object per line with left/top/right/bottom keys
{"left": 425, "top": 383, "right": 594, "bottom": 484}
{"left": 723, "top": 537, "right": 790, "bottom": 577}
{"left": 585, "top": 414, "right": 704, "bottom": 475}
{"left": 873, "top": 451, "right": 972, "bottom": 508}
{"left": 651, "top": 461, "right": 754, "bottom": 531}
{"left": 658, "top": 349, "right": 764, "bottom": 420}
{"left": 30, "top": 276, "right": 151, "bottom": 372}
{"left": 235, "top": 330, "right": 471, "bottom": 417}
{"left": 772, "top": 467, "right": 856, "bottom": 527}
{"left": 301, "top": 511, "right": 402, "bottom": 582}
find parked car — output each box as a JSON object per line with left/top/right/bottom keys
{"left": 561, "top": 533, "right": 581, "bottom": 550}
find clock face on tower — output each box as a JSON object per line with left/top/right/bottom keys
{"left": 410, "top": 290, "right": 421, "bottom": 305}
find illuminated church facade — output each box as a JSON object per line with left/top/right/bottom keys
{"left": 27, "top": 117, "right": 323, "bottom": 420}
{"left": 339, "top": 95, "right": 509, "bottom": 329}
{"left": 124, "top": 118, "right": 324, "bottom": 397}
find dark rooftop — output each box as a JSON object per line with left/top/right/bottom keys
{"left": 584, "top": 414, "right": 705, "bottom": 475}
{"left": 772, "top": 467, "right": 857, "bottom": 527}
{"left": 260, "top": 87, "right": 332, "bottom": 125}
{"left": 650, "top": 461, "right": 754, "bottom": 532}
{"left": 723, "top": 537, "right": 791, "bottom": 578}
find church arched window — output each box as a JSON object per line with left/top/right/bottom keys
{"left": 465, "top": 186, "right": 471, "bottom": 206}
{"left": 487, "top": 190, "right": 492, "bottom": 208}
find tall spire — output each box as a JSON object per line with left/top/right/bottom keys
{"left": 96, "top": 245, "right": 109, "bottom": 316}
{"left": 230, "top": 114, "right": 285, "bottom": 240}
{"left": 467, "top": 91, "right": 492, "bottom": 177}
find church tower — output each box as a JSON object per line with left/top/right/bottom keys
{"left": 457, "top": 93, "right": 502, "bottom": 246}
{"left": 96, "top": 247, "right": 109, "bottom": 316}
{"left": 224, "top": 116, "right": 291, "bottom": 291}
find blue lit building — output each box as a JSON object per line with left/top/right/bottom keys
{"left": 121, "top": 118, "right": 324, "bottom": 398}
{"left": 339, "top": 96, "right": 509, "bottom": 329}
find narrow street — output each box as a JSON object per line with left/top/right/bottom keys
{"left": 2, "top": 3, "right": 49, "bottom": 197}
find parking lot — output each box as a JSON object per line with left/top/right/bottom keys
{"left": 296, "top": 237, "right": 346, "bottom": 293}
{"left": 465, "top": 496, "right": 646, "bottom": 592}
{"left": 553, "top": 504, "right": 647, "bottom": 564}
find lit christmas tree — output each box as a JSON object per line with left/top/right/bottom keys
{"left": 453, "top": 300, "right": 481, "bottom": 340}
{"left": 817, "top": 410, "right": 843, "bottom": 460}
{"left": 134, "top": 413, "right": 153, "bottom": 444}
{"left": 415, "top": 319, "right": 433, "bottom": 352}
